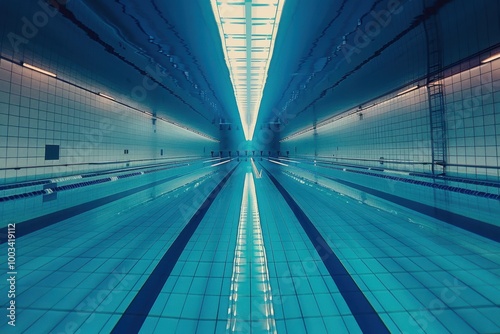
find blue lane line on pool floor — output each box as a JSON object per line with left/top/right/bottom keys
{"left": 329, "top": 176, "right": 500, "bottom": 243}
{"left": 283, "top": 163, "right": 500, "bottom": 243}
{"left": 308, "top": 170, "right": 500, "bottom": 243}
{"left": 260, "top": 164, "right": 390, "bottom": 334}
{"left": 111, "top": 164, "right": 238, "bottom": 334}
{"left": 0, "top": 170, "right": 213, "bottom": 244}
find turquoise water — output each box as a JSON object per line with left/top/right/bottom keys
{"left": 0, "top": 160, "right": 499, "bottom": 333}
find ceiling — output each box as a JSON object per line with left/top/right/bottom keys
{"left": 2, "top": 0, "right": 499, "bottom": 143}
{"left": 256, "top": 0, "right": 500, "bottom": 138}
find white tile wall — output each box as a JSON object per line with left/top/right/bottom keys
{"left": 281, "top": 58, "right": 500, "bottom": 180}
{"left": 282, "top": 87, "right": 432, "bottom": 173}
{"left": 444, "top": 58, "right": 500, "bottom": 179}
{"left": 0, "top": 58, "right": 218, "bottom": 184}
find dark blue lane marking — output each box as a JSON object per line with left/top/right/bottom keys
{"left": 111, "top": 164, "right": 238, "bottom": 333}
{"left": 260, "top": 164, "right": 390, "bottom": 334}
{"left": 0, "top": 170, "right": 212, "bottom": 244}
{"left": 284, "top": 163, "right": 500, "bottom": 242}
{"left": 322, "top": 175, "right": 500, "bottom": 243}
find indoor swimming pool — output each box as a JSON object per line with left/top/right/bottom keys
{"left": 0, "top": 159, "right": 498, "bottom": 333}
{"left": 2, "top": 0, "right": 500, "bottom": 333}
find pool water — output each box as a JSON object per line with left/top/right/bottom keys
{"left": 0, "top": 159, "right": 499, "bottom": 333}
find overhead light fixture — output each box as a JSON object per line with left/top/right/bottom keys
{"left": 22, "top": 62, "right": 57, "bottom": 77}
{"left": 396, "top": 85, "right": 419, "bottom": 96}
{"left": 98, "top": 92, "right": 116, "bottom": 101}
{"left": 211, "top": 0, "right": 286, "bottom": 141}
{"left": 482, "top": 52, "right": 500, "bottom": 63}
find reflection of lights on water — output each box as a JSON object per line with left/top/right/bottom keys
{"left": 226, "top": 172, "right": 276, "bottom": 333}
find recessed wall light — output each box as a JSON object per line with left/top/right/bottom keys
{"left": 98, "top": 92, "right": 116, "bottom": 101}
{"left": 22, "top": 62, "right": 57, "bottom": 77}
{"left": 482, "top": 53, "right": 500, "bottom": 63}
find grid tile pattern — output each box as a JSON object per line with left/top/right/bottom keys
{"left": 265, "top": 161, "right": 500, "bottom": 333}
{"left": 281, "top": 56, "right": 500, "bottom": 181}
{"left": 0, "top": 57, "right": 216, "bottom": 184}
{"left": 0, "top": 168, "right": 223, "bottom": 333}
{"left": 256, "top": 166, "right": 362, "bottom": 333}
{"left": 284, "top": 159, "right": 500, "bottom": 227}
{"left": 0, "top": 160, "right": 214, "bottom": 227}
{"left": 282, "top": 87, "right": 431, "bottom": 172}
{"left": 140, "top": 164, "right": 245, "bottom": 333}
{"left": 444, "top": 57, "right": 500, "bottom": 179}
{"left": 0, "top": 161, "right": 498, "bottom": 333}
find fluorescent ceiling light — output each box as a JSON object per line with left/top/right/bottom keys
{"left": 253, "top": 39, "right": 272, "bottom": 47}
{"left": 98, "top": 92, "right": 116, "bottom": 101}
{"left": 396, "top": 85, "right": 419, "bottom": 96}
{"left": 211, "top": 0, "right": 286, "bottom": 140}
{"left": 22, "top": 62, "right": 57, "bottom": 77}
{"left": 226, "top": 38, "right": 246, "bottom": 47}
{"left": 222, "top": 22, "right": 246, "bottom": 35}
{"left": 253, "top": 0, "right": 279, "bottom": 4}
{"left": 482, "top": 52, "right": 500, "bottom": 63}
{"left": 219, "top": 4, "right": 245, "bottom": 17}
{"left": 253, "top": 6, "right": 277, "bottom": 18}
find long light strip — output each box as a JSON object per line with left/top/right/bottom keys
{"left": 227, "top": 173, "right": 276, "bottom": 333}
{"left": 211, "top": 158, "right": 233, "bottom": 167}
{"left": 268, "top": 158, "right": 288, "bottom": 166}
{"left": 396, "top": 85, "right": 419, "bottom": 96}
{"left": 98, "top": 92, "right": 116, "bottom": 101}
{"left": 275, "top": 157, "right": 299, "bottom": 163}
{"left": 482, "top": 52, "right": 500, "bottom": 63}
{"left": 204, "top": 157, "right": 225, "bottom": 163}
{"left": 250, "top": 157, "right": 263, "bottom": 178}
{"left": 211, "top": 0, "right": 286, "bottom": 140}
{"left": 22, "top": 62, "right": 57, "bottom": 77}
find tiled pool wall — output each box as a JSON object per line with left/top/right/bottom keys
{"left": 281, "top": 55, "right": 500, "bottom": 181}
